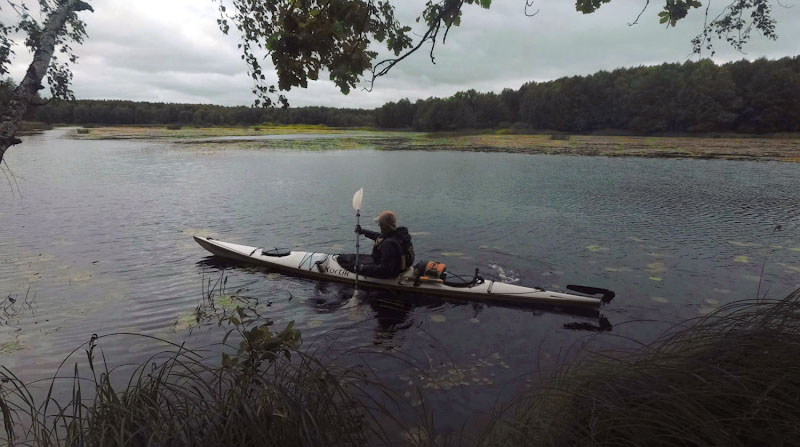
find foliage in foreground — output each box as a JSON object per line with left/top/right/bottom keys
{"left": 0, "top": 315, "right": 383, "bottom": 446}
{"left": 3, "top": 287, "right": 800, "bottom": 446}
{"left": 479, "top": 289, "right": 800, "bottom": 446}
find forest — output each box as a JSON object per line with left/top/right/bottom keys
{"left": 4, "top": 56, "right": 799, "bottom": 134}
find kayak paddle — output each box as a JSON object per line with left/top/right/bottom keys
{"left": 351, "top": 187, "right": 364, "bottom": 299}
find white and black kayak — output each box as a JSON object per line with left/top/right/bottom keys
{"left": 194, "top": 236, "right": 615, "bottom": 309}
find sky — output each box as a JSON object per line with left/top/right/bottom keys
{"left": 5, "top": 0, "right": 800, "bottom": 108}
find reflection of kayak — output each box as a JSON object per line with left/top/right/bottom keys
{"left": 194, "top": 236, "right": 615, "bottom": 308}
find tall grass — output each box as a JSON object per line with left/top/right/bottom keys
{"left": 4, "top": 284, "right": 800, "bottom": 446}
{"left": 0, "top": 276, "right": 395, "bottom": 447}
{"left": 477, "top": 288, "right": 800, "bottom": 446}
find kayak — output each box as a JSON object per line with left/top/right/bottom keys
{"left": 193, "top": 236, "right": 615, "bottom": 309}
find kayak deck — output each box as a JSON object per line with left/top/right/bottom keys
{"left": 193, "top": 236, "right": 612, "bottom": 308}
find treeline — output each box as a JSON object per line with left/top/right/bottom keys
{"left": 18, "top": 99, "right": 375, "bottom": 128}
{"left": 4, "top": 56, "right": 800, "bottom": 134}
{"left": 380, "top": 57, "right": 800, "bottom": 134}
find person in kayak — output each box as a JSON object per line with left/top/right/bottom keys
{"left": 355, "top": 211, "right": 414, "bottom": 279}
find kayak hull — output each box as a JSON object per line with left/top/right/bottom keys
{"left": 193, "top": 236, "right": 607, "bottom": 308}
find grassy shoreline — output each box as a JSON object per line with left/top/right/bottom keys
{"left": 69, "top": 125, "right": 800, "bottom": 162}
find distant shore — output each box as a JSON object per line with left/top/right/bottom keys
{"left": 68, "top": 124, "right": 800, "bottom": 162}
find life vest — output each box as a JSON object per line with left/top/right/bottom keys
{"left": 375, "top": 234, "right": 415, "bottom": 271}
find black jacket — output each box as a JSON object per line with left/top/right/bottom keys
{"left": 359, "top": 227, "right": 412, "bottom": 279}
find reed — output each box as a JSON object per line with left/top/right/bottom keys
{"left": 4, "top": 282, "right": 800, "bottom": 446}
{"left": 0, "top": 282, "right": 389, "bottom": 447}
{"left": 477, "top": 288, "right": 800, "bottom": 446}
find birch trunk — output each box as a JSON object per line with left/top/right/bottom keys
{"left": 0, "top": 0, "right": 92, "bottom": 164}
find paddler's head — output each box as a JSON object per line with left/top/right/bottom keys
{"left": 375, "top": 211, "right": 397, "bottom": 233}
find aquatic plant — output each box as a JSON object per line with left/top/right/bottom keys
{"left": 0, "top": 285, "right": 387, "bottom": 447}
{"left": 477, "top": 288, "right": 800, "bottom": 446}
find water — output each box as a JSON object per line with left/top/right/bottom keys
{"left": 2, "top": 129, "right": 799, "bottom": 428}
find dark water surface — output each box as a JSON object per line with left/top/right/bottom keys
{"left": 2, "top": 129, "right": 799, "bottom": 428}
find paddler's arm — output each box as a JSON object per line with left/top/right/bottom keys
{"left": 358, "top": 239, "right": 401, "bottom": 278}
{"left": 357, "top": 225, "right": 380, "bottom": 241}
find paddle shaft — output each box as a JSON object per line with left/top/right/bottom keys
{"left": 354, "top": 210, "right": 360, "bottom": 290}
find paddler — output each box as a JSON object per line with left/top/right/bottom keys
{"left": 355, "top": 211, "right": 414, "bottom": 279}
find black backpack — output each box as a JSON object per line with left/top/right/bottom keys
{"left": 401, "top": 240, "right": 415, "bottom": 271}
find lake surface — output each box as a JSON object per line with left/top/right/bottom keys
{"left": 2, "top": 128, "right": 799, "bottom": 429}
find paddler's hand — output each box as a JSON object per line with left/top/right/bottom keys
{"left": 354, "top": 224, "right": 362, "bottom": 234}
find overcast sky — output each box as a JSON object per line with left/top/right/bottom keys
{"left": 6, "top": 0, "right": 800, "bottom": 108}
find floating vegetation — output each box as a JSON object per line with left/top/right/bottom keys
{"left": 789, "top": 247, "right": 800, "bottom": 252}
{"left": 604, "top": 266, "right": 632, "bottom": 272}
{"left": 307, "top": 319, "right": 323, "bottom": 328}
{"left": 585, "top": 245, "right": 609, "bottom": 252}
{"left": 0, "top": 335, "right": 25, "bottom": 354}
{"left": 734, "top": 255, "right": 750, "bottom": 263}
{"left": 705, "top": 298, "right": 720, "bottom": 305}
{"left": 440, "top": 251, "right": 463, "bottom": 257}
{"left": 214, "top": 294, "right": 238, "bottom": 311}
{"left": 713, "top": 288, "right": 731, "bottom": 294}
{"left": 778, "top": 263, "right": 800, "bottom": 274}
{"left": 409, "top": 231, "right": 430, "bottom": 236}
{"left": 627, "top": 236, "right": 645, "bottom": 243}
{"left": 478, "top": 245, "right": 489, "bottom": 249}
{"left": 646, "top": 261, "right": 666, "bottom": 275}
{"left": 266, "top": 272, "right": 281, "bottom": 280}
{"left": 174, "top": 313, "right": 198, "bottom": 331}
{"left": 728, "top": 241, "right": 761, "bottom": 247}
{"left": 430, "top": 314, "right": 447, "bottom": 323}
{"left": 470, "top": 318, "right": 480, "bottom": 324}
{"left": 67, "top": 271, "right": 92, "bottom": 282}
{"left": 649, "top": 276, "right": 663, "bottom": 282}
{"left": 651, "top": 296, "right": 669, "bottom": 303}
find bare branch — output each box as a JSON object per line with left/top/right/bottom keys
{"left": 525, "top": 0, "right": 540, "bottom": 17}
{"left": 628, "top": 0, "right": 650, "bottom": 26}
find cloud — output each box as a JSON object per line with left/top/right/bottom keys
{"left": 6, "top": 0, "right": 800, "bottom": 108}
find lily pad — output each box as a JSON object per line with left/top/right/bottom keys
{"left": 440, "top": 252, "right": 463, "bottom": 257}
{"left": 728, "top": 241, "right": 760, "bottom": 247}
{"left": 647, "top": 262, "right": 666, "bottom": 275}
{"left": 174, "top": 314, "right": 197, "bottom": 331}
{"left": 215, "top": 295, "right": 238, "bottom": 310}
{"left": 430, "top": 314, "right": 447, "bottom": 323}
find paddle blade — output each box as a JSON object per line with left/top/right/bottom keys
{"left": 352, "top": 187, "right": 364, "bottom": 211}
